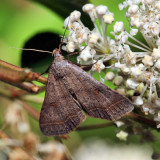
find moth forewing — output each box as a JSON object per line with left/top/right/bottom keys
{"left": 39, "top": 49, "right": 134, "bottom": 136}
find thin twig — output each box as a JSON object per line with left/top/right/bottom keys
{"left": 22, "top": 95, "right": 44, "bottom": 104}
{"left": 77, "top": 112, "right": 158, "bottom": 131}
{"left": 20, "top": 101, "right": 40, "bottom": 120}
{"left": 0, "top": 59, "right": 23, "bottom": 71}
{"left": 8, "top": 82, "right": 45, "bottom": 95}
{"left": 0, "top": 81, "right": 45, "bottom": 97}
{"left": 0, "top": 59, "right": 48, "bottom": 84}
{"left": 128, "top": 112, "right": 157, "bottom": 128}
{"left": 77, "top": 121, "right": 114, "bottom": 131}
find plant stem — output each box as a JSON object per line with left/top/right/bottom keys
{"left": 0, "top": 59, "right": 48, "bottom": 84}
{"left": 77, "top": 121, "right": 114, "bottom": 131}
{"left": 21, "top": 101, "right": 40, "bottom": 120}
{"left": 128, "top": 112, "right": 157, "bottom": 128}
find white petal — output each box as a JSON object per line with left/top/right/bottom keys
{"left": 70, "top": 10, "right": 81, "bottom": 22}
{"left": 82, "top": 4, "right": 94, "bottom": 13}
{"left": 103, "top": 13, "right": 114, "bottom": 24}
{"left": 132, "top": 96, "right": 143, "bottom": 105}
{"left": 114, "top": 22, "right": 124, "bottom": 33}
{"left": 126, "top": 79, "right": 139, "bottom": 89}
{"left": 96, "top": 5, "right": 108, "bottom": 15}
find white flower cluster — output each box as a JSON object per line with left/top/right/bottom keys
{"left": 64, "top": 4, "right": 115, "bottom": 72}
{"left": 116, "top": 0, "right": 160, "bottom": 126}
{"left": 64, "top": 1, "right": 160, "bottom": 127}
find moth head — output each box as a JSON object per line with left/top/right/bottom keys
{"left": 52, "top": 48, "right": 64, "bottom": 60}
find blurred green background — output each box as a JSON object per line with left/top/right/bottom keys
{"left": 0, "top": 0, "right": 129, "bottom": 66}
{"left": 0, "top": 0, "right": 158, "bottom": 159}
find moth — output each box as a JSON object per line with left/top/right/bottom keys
{"left": 39, "top": 48, "right": 134, "bottom": 136}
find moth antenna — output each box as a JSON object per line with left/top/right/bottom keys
{"left": 58, "top": 16, "right": 71, "bottom": 54}
{"left": 59, "top": 16, "right": 87, "bottom": 58}
{"left": 9, "top": 46, "right": 53, "bottom": 54}
{"left": 58, "top": 42, "right": 66, "bottom": 52}
{"left": 61, "top": 16, "right": 70, "bottom": 43}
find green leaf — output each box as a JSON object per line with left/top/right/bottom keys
{"left": 31, "top": 0, "right": 93, "bottom": 28}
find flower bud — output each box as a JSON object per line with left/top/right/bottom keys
{"left": 115, "top": 121, "right": 124, "bottom": 127}
{"left": 136, "top": 83, "right": 145, "bottom": 94}
{"left": 130, "top": 66, "right": 142, "bottom": 77}
{"left": 120, "top": 65, "right": 130, "bottom": 74}
{"left": 70, "top": 10, "right": 81, "bottom": 22}
{"left": 103, "top": 13, "right": 114, "bottom": 24}
{"left": 127, "top": 5, "right": 139, "bottom": 14}
{"left": 152, "top": 48, "right": 160, "bottom": 59}
{"left": 79, "top": 46, "right": 95, "bottom": 62}
{"left": 113, "top": 76, "right": 123, "bottom": 86}
{"left": 116, "top": 130, "right": 128, "bottom": 141}
{"left": 105, "top": 71, "right": 115, "bottom": 81}
{"left": 66, "top": 42, "right": 75, "bottom": 52}
{"left": 88, "top": 32, "right": 99, "bottom": 44}
{"left": 82, "top": 4, "right": 94, "bottom": 13}
{"left": 114, "top": 22, "right": 124, "bottom": 33}
{"left": 126, "top": 79, "right": 139, "bottom": 89}
{"left": 126, "top": 90, "right": 135, "bottom": 97}
{"left": 119, "top": 3, "right": 124, "bottom": 10}
{"left": 116, "top": 88, "right": 126, "bottom": 96}
{"left": 96, "top": 5, "right": 108, "bottom": 16}
{"left": 132, "top": 96, "right": 143, "bottom": 105}
{"left": 91, "top": 60, "right": 105, "bottom": 73}
{"left": 142, "top": 55, "right": 153, "bottom": 66}
{"left": 130, "top": 28, "right": 138, "bottom": 36}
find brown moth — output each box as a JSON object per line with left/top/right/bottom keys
{"left": 39, "top": 49, "right": 134, "bottom": 136}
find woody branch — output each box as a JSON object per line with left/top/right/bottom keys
{"left": 0, "top": 59, "right": 47, "bottom": 94}
{"left": 0, "top": 59, "right": 158, "bottom": 131}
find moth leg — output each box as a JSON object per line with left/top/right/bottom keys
{"left": 67, "top": 46, "right": 87, "bottom": 60}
